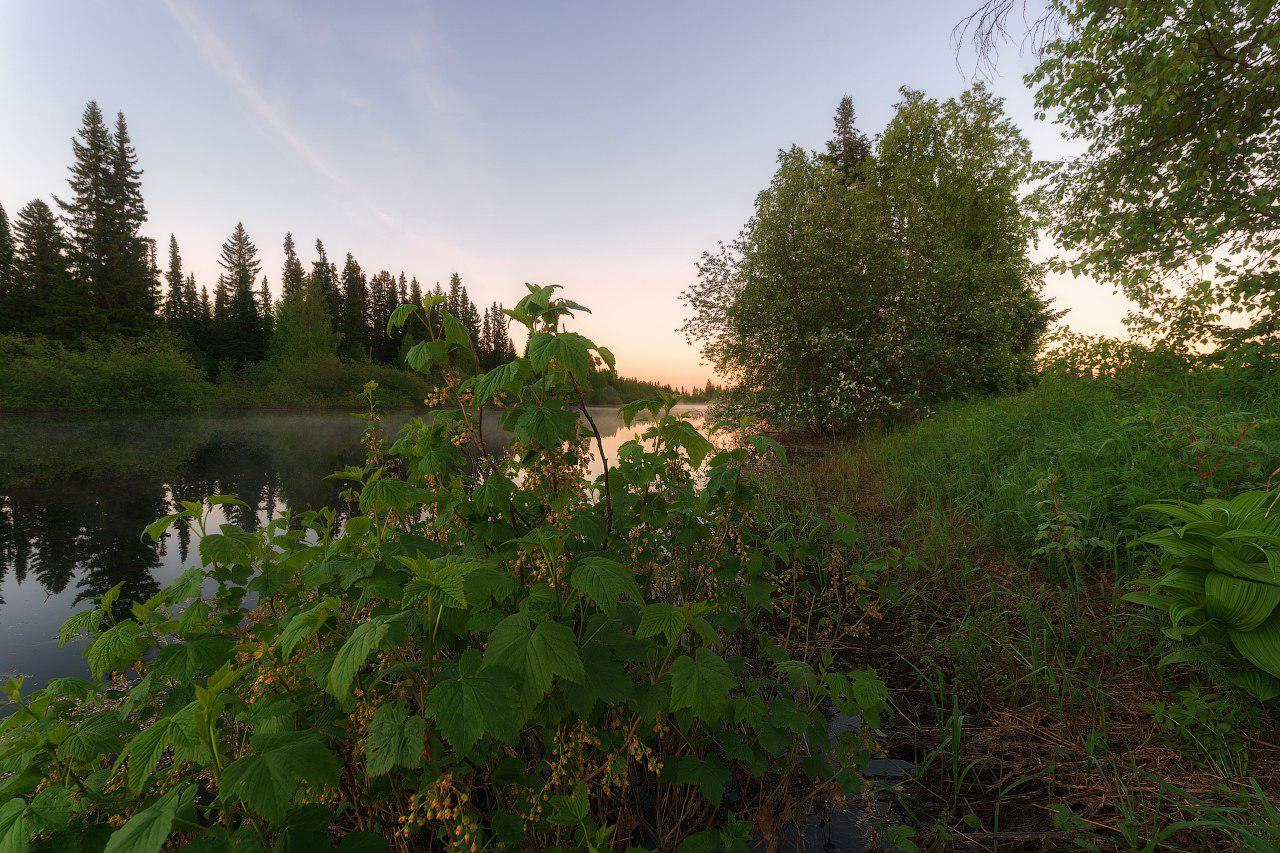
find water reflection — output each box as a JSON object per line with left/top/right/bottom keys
{"left": 0, "top": 406, "right": 703, "bottom": 687}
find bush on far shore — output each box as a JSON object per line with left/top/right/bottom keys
{"left": 0, "top": 333, "right": 212, "bottom": 411}
{"left": 0, "top": 334, "right": 435, "bottom": 413}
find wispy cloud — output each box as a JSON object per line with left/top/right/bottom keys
{"left": 160, "top": 0, "right": 348, "bottom": 191}
{"left": 159, "top": 0, "right": 501, "bottom": 274}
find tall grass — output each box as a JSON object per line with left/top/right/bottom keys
{"left": 874, "top": 370, "right": 1280, "bottom": 583}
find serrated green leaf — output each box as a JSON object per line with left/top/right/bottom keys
{"left": 670, "top": 650, "right": 733, "bottom": 724}
{"left": 117, "top": 703, "right": 208, "bottom": 794}
{"left": 277, "top": 598, "right": 338, "bottom": 658}
{"left": 58, "top": 712, "right": 129, "bottom": 764}
{"left": 386, "top": 303, "right": 416, "bottom": 332}
{"left": 484, "top": 614, "right": 584, "bottom": 701}
{"left": 28, "top": 786, "right": 72, "bottom": 832}
{"left": 58, "top": 607, "right": 103, "bottom": 649}
{"left": 637, "top": 603, "right": 685, "bottom": 644}
{"left": 364, "top": 702, "right": 425, "bottom": 776}
{"left": 103, "top": 785, "right": 192, "bottom": 853}
{"left": 570, "top": 556, "right": 642, "bottom": 615}
{"left": 199, "top": 524, "right": 257, "bottom": 566}
{"left": 221, "top": 731, "right": 339, "bottom": 825}
{"left": 425, "top": 650, "right": 520, "bottom": 752}
{"left": 514, "top": 400, "right": 578, "bottom": 449}
{"left": 86, "top": 621, "right": 150, "bottom": 680}
{"left": 527, "top": 332, "right": 592, "bottom": 380}
{"left": 327, "top": 613, "right": 410, "bottom": 699}
{"left": 473, "top": 360, "right": 529, "bottom": 402}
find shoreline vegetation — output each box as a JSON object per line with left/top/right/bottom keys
{"left": 0, "top": 332, "right": 714, "bottom": 414}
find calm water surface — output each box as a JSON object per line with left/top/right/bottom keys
{"left": 0, "top": 406, "right": 704, "bottom": 689}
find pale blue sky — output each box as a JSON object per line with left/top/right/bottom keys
{"left": 0, "top": 0, "right": 1128, "bottom": 386}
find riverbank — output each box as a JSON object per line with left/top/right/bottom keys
{"left": 755, "top": 370, "right": 1280, "bottom": 848}
{"left": 0, "top": 334, "right": 707, "bottom": 413}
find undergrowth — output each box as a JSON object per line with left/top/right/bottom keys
{"left": 0, "top": 287, "right": 887, "bottom": 850}
{"left": 756, "top": 368, "right": 1280, "bottom": 850}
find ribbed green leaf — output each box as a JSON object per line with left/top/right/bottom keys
{"left": 1230, "top": 610, "right": 1280, "bottom": 680}
{"left": 1210, "top": 545, "right": 1279, "bottom": 584}
{"left": 1151, "top": 566, "right": 1208, "bottom": 596}
{"left": 1138, "top": 500, "right": 1208, "bottom": 525}
{"left": 1225, "top": 669, "right": 1280, "bottom": 703}
{"left": 1204, "top": 571, "right": 1280, "bottom": 631}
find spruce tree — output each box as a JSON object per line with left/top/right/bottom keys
{"left": 479, "top": 304, "right": 494, "bottom": 369}
{"left": 163, "top": 235, "right": 184, "bottom": 325}
{"left": 258, "top": 275, "right": 274, "bottom": 341}
{"left": 213, "top": 275, "right": 229, "bottom": 328}
{"left": 270, "top": 268, "right": 340, "bottom": 362}
{"left": 55, "top": 101, "right": 114, "bottom": 336}
{"left": 495, "top": 302, "right": 516, "bottom": 362}
{"left": 368, "top": 270, "right": 398, "bottom": 363}
{"left": 218, "top": 222, "right": 265, "bottom": 365}
{"left": 195, "top": 282, "right": 212, "bottom": 354}
{"left": 0, "top": 202, "right": 13, "bottom": 295}
{"left": 10, "top": 200, "right": 77, "bottom": 339}
{"left": 409, "top": 277, "right": 422, "bottom": 306}
{"left": 447, "top": 272, "right": 463, "bottom": 317}
{"left": 182, "top": 273, "right": 199, "bottom": 336}
{"left": 311, "top": 241, "right": 341, "bottom": 325}
{"left": 822, "top": 96, "right": 871, "bottom": 185}
{"left": 55, "top": 104, "right": 156, "bottom": 336}
{"left": 0, "top": 202, "right": 14, "bottom": 331}
{"left": 108, "top": 111, "right": 156, "bottom": 331}
{"left": 281, "top": 232, "right": 305, "bottom": 305}
{"left": 455, "top": 280, "right": 482, "bottom": 349}
{"left": 339, "top": 252, "right": 369, "bottom": 359}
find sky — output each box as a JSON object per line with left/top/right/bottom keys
{"left": 0, "top": 0, "right": 1131, "bottom": 388}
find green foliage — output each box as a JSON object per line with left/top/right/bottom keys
{"left": 1146, "top": 687, "right": 1253, "bottom": 775}
{"left": 683, "top": 87, "right": 1050, "bottom": 432}
{"left": 0, "top": 333, "right": 211, "bottom": 411}
{"left": 0, "top": 286, "right": 884, "bottom": 849}
{"left": 871, "top": 368, "right": 1280, "bottom": 580}
{"left": 1029, "top": 0, "right": 1280, "bottom": 350}
{"left": 1126, "top": 491, "right": 1280, "bottom": 702}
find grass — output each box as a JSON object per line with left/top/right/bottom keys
{"left": 756, "top": 369, "right": 1280, "bottom": 849}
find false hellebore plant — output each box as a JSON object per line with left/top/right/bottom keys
{"left": 1127, "top": 491, "right": 1280, "bottom": 704}
{"left": 0, "top": 285, "right": 887, "bottom": 851}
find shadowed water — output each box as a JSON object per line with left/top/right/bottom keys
{"left": 0, "top": 406, "right": 703, "bottom": 689}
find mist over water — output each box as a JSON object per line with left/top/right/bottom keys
{"left": 0, "top": 406, "right": 705, "bottom": 689}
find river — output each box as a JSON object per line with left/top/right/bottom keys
{"left": 0, "top": 405, "right": 705, "bottom": 689}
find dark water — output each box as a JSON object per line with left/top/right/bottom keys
{"left": 0, "top": 407, "right": 700, "bottom": 690}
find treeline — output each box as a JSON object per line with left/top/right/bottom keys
{"left": 0, "top": 101, "right": 518, "bottom": 384}
{"left": 683, "top": 86, "right": 1053, "bottom": 433}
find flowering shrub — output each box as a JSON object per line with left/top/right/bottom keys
{"left": 0, "top": 285, "right": 886, "bottom": 850}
